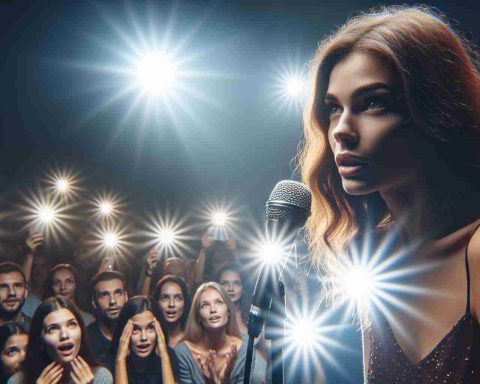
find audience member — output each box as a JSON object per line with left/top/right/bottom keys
{"left": 87, "top": 270, "right": 128, "bottom": 369}
{"left": 44, "top": 264, "right": 95, "bottom": 326}
{"left": 20, "top": 230, "right": 42, "bottom": 319}
{"left": 153, "top": 275, "right": 191, "bottom": 347}
{"left": 174, "top": 282, "right": 266, "bottom": 384}
{"left": 0, "top": 323, "right": 27, "bottom": 384}
{"left": 112, "top": 296, "right": 178, "bottom": 384}
{"left": 0, "top": 263, "right": 30, "bottom": 331}
{"left": 192, "top": 233, "right": 236, "bottom": 290}
{"left": 7, "top": 296, "right": 112, "bottom": 384}
{"left": 214, "top": 262, "right": 248, "bottom": 335}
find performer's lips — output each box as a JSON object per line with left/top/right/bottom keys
{"left": 335, "top": 153, "right": 369, "bottom": 177}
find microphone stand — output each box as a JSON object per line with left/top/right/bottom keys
{"left": 265, "top": 280, "right": 286, "bottom": 384}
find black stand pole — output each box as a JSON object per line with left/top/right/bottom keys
{"left": 265, "top": 281, "right": 286, "bottom": 384}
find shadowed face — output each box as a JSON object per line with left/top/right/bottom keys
{"left": 93, "top": 278, "right": 128, "bottom": 321}
{"left": 219, "top": 270, "right": 243, "bottom": 304}
{"left": 52, "top": 269, "right": 76, "bottom": 301}
{"left": 158, "top": 282, "right": 185, "bottom": 324}
{"left": 0, "top": 333, "right": 28, "bottom": 376}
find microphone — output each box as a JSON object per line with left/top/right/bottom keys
{"left": 248, "top": 180, "right": 311, "bottom": 337}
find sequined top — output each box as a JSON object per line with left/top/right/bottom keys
{"left": 367, "top": 223, "right": 480, "bottom": 384}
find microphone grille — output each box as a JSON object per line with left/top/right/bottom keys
{"left": 266, "top": 180, "right": 311, "bottom": 221}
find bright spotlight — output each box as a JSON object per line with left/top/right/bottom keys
{"left": 102, "top": 232, "right": 119, "bottom": 249}
{"left": 260, "top": 242, "right": 283, "bottom": 265}
{"left": 157, "top": 228, "right": 176, "bottom": 246}
{"left": 55, "top": 178, "right": 70, "bottom": 193}
{"left": 341, "top": 267, "right": 376, "bottom": 306}
{"left": 211, "top": 211, "right": 228, "bottom": 227}
{"left": 289, "top": 318, "right": 322, "bottom": 350}
{"left": 135, "top": 52, "right": 178, "bottom": 96}
{"left": 285, "top": 76, "right": 305, "bottom": 98}
{"left": 37, "top": 205, "right": 57, "bottom": 224}
{"left": 99, "top": 201, "right": 113, "bottom": 216}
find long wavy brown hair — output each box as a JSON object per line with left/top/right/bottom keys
{"left": 299, "top": 5, "right": 480, "bottom": 273}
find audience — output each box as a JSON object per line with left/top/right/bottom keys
{"left": 0, "top": 323, "right": 28, "bottom": 384}
{"left": 44, "top": 264, "right": 95, "bottom": 326}
{"left": 174, "top": 282, "right": 266, "bottom": 384}
{"left": 87, "top": 270, "right": 128, "bottom": 369}
{"left": 0, "top": 263, "right": 31, "bottom": 331}
{"left": 112, "top": 296, "right": 178, "bottom": 384}
{"left": 153, "top": 275, "right": 191, "bottom": 347}
{"left": 214, "top": 262, "right": 249, "bottom": 335}
{"left": 7, "top": 296, "right": 112, "bottom": 384}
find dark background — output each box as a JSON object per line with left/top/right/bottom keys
{"left": 1, "top": 1, "right": 479, "bottom": 383}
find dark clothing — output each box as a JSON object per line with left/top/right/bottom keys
{"left": 86, "top": 321, "right": 113, "bottom": 368}
{"left": 123, "top": 351, "right": 180, "bottom": 384}
{"left": 367, "top": 222, "right": 480, "bottom": 384}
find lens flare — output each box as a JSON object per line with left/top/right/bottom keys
{"left": 90, "top": 192, "right": 123, "bottom": 220}
{"left": 211, "top": 211, "right": 228, "bottom": 226}
{"left": 135, "top": 52, "right": 178, "bottom": 96}
{"left": 46, "top": 167, "right": 81, "bottom": 199}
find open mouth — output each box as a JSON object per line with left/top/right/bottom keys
{"left": 58, "top": 343, "right": 75, "bottom": 355}
{"left": 136, "top": 344, "right": 151, "bottom": 353}
{"left": 209, "top": 316, "right": 221, "bottom": 322}
{"left": 165, "top": 311, "right": 177, "bottom": 318}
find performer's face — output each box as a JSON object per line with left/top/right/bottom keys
{"left": 326, "top": 51, "right": 421, "bottom": 196}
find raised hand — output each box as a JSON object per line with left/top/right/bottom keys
{"left": 70, "top": 356, "right": 94, "bottom": 384}
{"left": 225, "top": 238, "right": 236, "bottom": 251}
{"left": 201, "top": 232, "right": 214, "bottom": 250}
{"left": 26, "top": 229, "right": 44, "bottom": 254}
{"left": 116, "top": 319, "right": 133, "bottom": 361}
{"left": 145, "top": 247, "right": 159, "bottom": 272}
{"left": 217, "top": 344, "right": 238, "bottom": 384}
{"left": 196, "top": 351, "right": 215, "bottom": 384}
{"left": 36, "top": 361, "right": 63, "bottom": 384}
{"left": 154, "top": 318, "right": 167, "bottom": 357}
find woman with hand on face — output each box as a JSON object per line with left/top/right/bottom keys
{"left": 153, "top": 275, "right": 191, "bottom": 348}
{"left": 112, "top": 296, "right": 177, "bottom": 384}
{"left": 44, "top": 265, "right": 94, "bottom": 327}
{"left": 0, "top": 323, "right": 28, "bottom": 383}
{"left": 7, "top": 296, "right": 112, "bottom": 384}
{"left": 300, "top": 5, "right": 480, "bottom": 383}
{"left": 174, "top": 282, "right": 266, "bottom": 384}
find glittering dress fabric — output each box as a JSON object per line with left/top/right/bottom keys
{"left": 367, "top": 311, "right": 480, "bottom": 383}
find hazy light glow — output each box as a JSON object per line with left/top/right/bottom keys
{"left": 260, "top": 241, "right": 283, "bottom": 265}
{"left": 103, "top": 231, "right": 119, "bottom": 248}
{"left": 285, "top": 76, "right": 305, "bottom": 98}
{"left": 271, "top": 62, "right": 308, "bottom": 113}
{"left": 142, "top": 210, "right": 194, "bottom": 258}
{"left": 90, "top": 192, "right": 123, "bottom": 221}
{"left": 342, "top": 267, "right": 377, "bottom": 305}
{"left": 283, "top": 304, "right": 353, "bottom": 383}
{"left": 135, "top": 52, "right": 178, "bottom": 96}
{"left": 46, "top": 168, "right": 81, "bottom": 199}
{"left": 99, "top": 201, "right": 114, "bottom": 216}
{"left": 157, "top": 228, "right": 176, "bottom": 246}
{"left": 20, "top": 189, "right": 74, "bottom": 243}
{"left": 37, "top": 205, "right": 57, "bottom": 224}
{"left": 211, "top": 211, "right": 228, "bottom": 226}
{"left": 55, "top": 179, "right": 70, "bottom": 193}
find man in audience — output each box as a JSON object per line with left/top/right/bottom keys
{"left": 87, "top": 270, "right": 128, "bottom": 369}
{"left": 0, "top": 262, "right": 30, "bottom": 330}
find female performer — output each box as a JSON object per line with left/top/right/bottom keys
{"left": 300, "top": 5, "right": 480, "bottom": 383}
